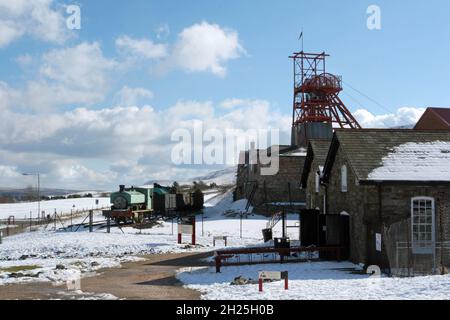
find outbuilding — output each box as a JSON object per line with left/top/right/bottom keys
{"left": 319, "top": 129, "right": 450, "bottom": 275}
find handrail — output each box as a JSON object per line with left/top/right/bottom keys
{"left": 214, "top": 245, "right": 344, "bottom": 272}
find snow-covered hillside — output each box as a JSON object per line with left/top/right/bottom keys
{"left": 144, "top": 166, "right": 237, "bottom": 187}
{"left": 190, "top": 167, "right": 236, "bottom": 185}
{"left": 0, "top": 198, "right": 110, "bottom": 220}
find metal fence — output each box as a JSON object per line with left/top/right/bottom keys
{"left": 392, "top": 241, "right": 450, "bottom": 276}
{"left": 384, "top": 216, "right": 450, "bottom": 277}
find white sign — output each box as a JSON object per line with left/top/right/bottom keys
{"left": 179, "top": 224, "right": 193, "bottom": 235}
{"left": 259, "top": 271, "right": 281, "bottom": 280}
{"left": 375, "top": 233, "right": 382, "bottom": 252}
{"left": 259, "top": 271, "right": 288, "bottom": 280}
{"left": 66, "top": 276, "right": 81, "bottom": 291}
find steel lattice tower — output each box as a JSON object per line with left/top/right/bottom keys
{"left": 289, "top": 51, "right": 361, "bottom": 146}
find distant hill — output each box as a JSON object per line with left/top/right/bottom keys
{"left": 190, "top": 167, "right": 237, "bottom": 186}
{"left": 144, "top": 166, "right": 237, "bottom": 187}
{"left": 141, "top": 179, "right": 176, "bottom": 187}
{"left": 391, "top": 124, "right": 415, "bottom": 129}
{"left": 0, "top": 188, "right": 80, "bottom": 201}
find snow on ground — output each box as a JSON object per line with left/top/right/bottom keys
{"left": 368, "top": 141, "right": 450, "bottom": 181}
{"left": 2, "top": 187, "right": 449, "bottom": 300}
{"left": 0, "top": 189, "right": 292, "bottom": 287}
{"left": 177, "top": 262, "right": 450, "bottom": 300}
{"left": 55, "top": 290, "right": 119, "bottom": 300}
{"left": 0, "top": 198, "right": 111, "bottom": 220}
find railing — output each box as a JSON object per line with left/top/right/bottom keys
{"left": 214, "top": 246, "right": 345, "bottom": 273}
{"left": 393, "top": 241, "right": 450, "bottom": 276}
{"left": 0, "top": 206, "right": 110, "bottom": 238}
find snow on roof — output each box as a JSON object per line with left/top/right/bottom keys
{"left": 368, "top": 141, "right": 450, "bottom": 181}
{"left": 282, "top": 147, "right": 307, "bottom": 157}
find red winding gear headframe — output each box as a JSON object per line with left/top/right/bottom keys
{"left": 289, "top": 51, "right": 361, "bottom": 129}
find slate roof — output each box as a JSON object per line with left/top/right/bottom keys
{"left": 301, "top": 139, "right": 332, "bottom": 187}
{"left": 322, "top": 129, "right": 450, "bottom": 183}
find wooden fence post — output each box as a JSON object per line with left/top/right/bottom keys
{"left": 89, "top": 210, "right": 93, "bottom": 233}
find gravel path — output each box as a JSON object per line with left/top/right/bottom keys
{"left": 0, "top": 252, "right": 212, "bottom": 300}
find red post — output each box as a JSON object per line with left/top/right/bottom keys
{"left": 285, "top": 277, "right": 289, "bottom": 290}
{"left": 192, "top": 216, "right": 196, "bottom": 246}
{"left": 215, "top": 256, "right": 221, "bottom": 273}
{"left": 259, "top": 278, "right": 263, "bottom": 292}
{"left": 178, "top": 233, "right": 182, "bottom": 244}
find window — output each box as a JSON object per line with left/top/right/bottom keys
{"left": 341, "top": 165, "right": 348, "bottom": 192}
{"left": 411, "top": 197, "right": 435, "bottom": 254}
{"left": 315, "top": 169, "right": 320, "bottom": 193}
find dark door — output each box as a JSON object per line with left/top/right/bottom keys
{"left": 322, "top": 215, "right": 350, "bottom": 260}
{"left": 300, "top": 209, "right": 320, "bottom": 246}
{"left": 339, "top": 215, "right": 350, "bottom": 260}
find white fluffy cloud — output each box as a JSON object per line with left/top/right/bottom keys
{"left": 114, "top": 86, "right": 154, "bottom": 106}
{"left": 354, "top": 107, "right": 425, "bottom": 128}
{"left": 117, "top": 21, "right": 245, "bottom": 77}
{"left": 0, "top": 81, "right": 19, "bottom": 111}
{"left": 0, "top": 165, "right": 21, "bottom": 178}
{"left": 40, "top": 42, "right": 117, "bottom": 90}
{"left": 0, "top": 19, "right": 23, "bottom": 47}
{"left": 0, "top": 93, "right": 428, "bottom": 189}
{"left": 0, "top": 98, "right": 287, "bottom": 189}
{"left": 0, "top": 0, "right": 69, "bottom": 47}
{"left": 115, "top": 35, "right": 168, "bottom": 60}
{"left": 3, "top": 42, "right": 117, "bottom": 111}
{"left": 169, "top": 21, "right": 245, "bottom": 77}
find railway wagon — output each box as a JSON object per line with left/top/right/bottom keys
{"left": 103, "top": 184, "right": 204, "bottom": 223}
{"left": 175, "top": 190, "right": 204, "bottom": 211}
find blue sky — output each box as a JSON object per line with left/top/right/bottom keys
{"left": 0, "top": 0, "right": 448, "bottom": 189}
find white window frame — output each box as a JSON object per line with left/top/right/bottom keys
{"left": 341, "top": 165, "right": 348, "bottom": 193}
{"left": 315, "top": 168, "right": 320, "bottom": 193}
{"left": 411, "top": 196, "right": 435, "bottom": 254}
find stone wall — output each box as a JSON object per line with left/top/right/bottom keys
{"left": 325, "top": 146, "right": 372, "bottom": 264}
{"left": 235, "top": 155, "right": 306, "bottom": 214}
{"left": 325, "top": 144, "right": 450, "bottom": 272}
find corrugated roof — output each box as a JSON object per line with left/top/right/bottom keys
{"left": 329, "top": 129, "right": 450, "bottom": 182}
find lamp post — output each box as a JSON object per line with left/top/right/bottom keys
{"left": 22, "top": 173, "right": 40, "bottom": 221}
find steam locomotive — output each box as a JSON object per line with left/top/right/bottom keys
{"left": 103, "top": 184, "right": 204, "bottom": 223}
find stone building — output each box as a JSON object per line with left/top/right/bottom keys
{"left": 301, "top": 139, "right": 331, "bottom": 214}
{"left": 316, "top": 129, "right": 450, "bottom": 275}
{"left": 235, "top": 145, "right": 307, "bottom": 214}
